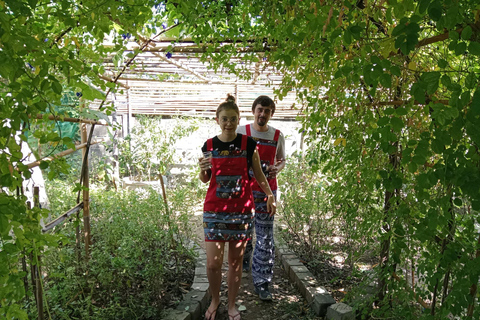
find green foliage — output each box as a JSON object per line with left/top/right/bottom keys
{"left": 278, "top": 151, "right": 382, "bottom": 267}
{"left": 42, "top": 180, "right": 198, "bottom": 319}
{"left": 172, "top": 0, "right": 480, "bottom": 317}
{"left": 2, "top": 0, "right": 480, "bottom": 318}
{"left": 1, "top": 1, "right": 170, "bottom": 317}
{"left": 117, "top": 116, "right": 199, "bottom": 180}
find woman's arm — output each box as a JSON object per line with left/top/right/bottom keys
{"left": 251, "top": 149, "right": 276, "bottom": 216}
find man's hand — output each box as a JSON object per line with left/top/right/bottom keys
{"left": 267, "top": 165, "right": 278, "bottom": 178}
{"left": 267, "top": 159, "right": 284, "bottom": 178}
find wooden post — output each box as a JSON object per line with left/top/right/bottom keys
{"left": 81, "top": 124, "right": 91, "bottom": 259}
{"left": 235, "top": 82, "right": 238, "bottom": 103}
{"left": 111, "top": 108, "right": 119, "bottom": 191}
{"left": 126, "top": 81, "right": 131, "bottom": 136}
{"left": 32, "top": 187, "right": 45, "bottom": 320}
{"left": 159, "top": 174, "right": 179, "bottom": 274}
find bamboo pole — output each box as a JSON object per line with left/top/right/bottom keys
{"left": 98, "top": 75, "right": 130, "bottom": 89}
{"left": 34, "top": 114, "right": 108, "bottom": 125}
{"left": 81, "top": 124, "right": 91, "bottom": 259}
{"left": 42, "top": 202, "right": 84, "bottom": 233}
{"left": 127, "top": 81, "right": 131, "bottom": 136}
{"left": 25, "top": 140, "right": 102, "bottom": 169}
{"left": 33, "top": 187, "right": 45, "bottom": 320}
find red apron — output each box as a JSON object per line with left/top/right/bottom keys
{"left": 246, "top": 124, "right": 280, "bottom": 192}
{"left": 203, "top": 134, "right": 254, "bottom": 214}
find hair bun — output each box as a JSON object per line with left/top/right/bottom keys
{"left": 226, "top": 94, "right": 236, "bottom": 103}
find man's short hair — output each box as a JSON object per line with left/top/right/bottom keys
{"left": 252, "top": 95, "right": 276, "bottom": 115}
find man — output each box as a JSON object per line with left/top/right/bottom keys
{"left": 237, "top": 95, "right": 286, "bottom": 301}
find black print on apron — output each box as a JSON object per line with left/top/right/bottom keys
{"left": 216, "top": 175, "right": 242, "bottom": 198}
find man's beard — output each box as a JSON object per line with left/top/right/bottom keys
{"left": 257, "top": 118, "right": 266, "bottom": 126}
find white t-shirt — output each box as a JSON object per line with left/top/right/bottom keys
{"left": 237, "top": 124, "right": 285, "bottom": 161}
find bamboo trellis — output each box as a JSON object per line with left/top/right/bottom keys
{"left": 22, "top": 115, "right": 108, "bottom": 320}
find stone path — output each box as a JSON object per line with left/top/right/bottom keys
{"left": 211, "top": 256, "right": 322, "bottom": 320}
{"left": 165, "top": 205, "right": 355, "bottom": 320}
{"left": 182, "top": 209, "right": 325, "bottom": 320}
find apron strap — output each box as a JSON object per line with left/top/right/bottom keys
{"left": 273, "top": 129, "right": 280, "bottom": 141}
{"left": 207, "top": 138, "right": 213, "bottom": 151}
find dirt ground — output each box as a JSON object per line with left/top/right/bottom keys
{"left": 190, "top": 208, "right": 323, "bottom": 320}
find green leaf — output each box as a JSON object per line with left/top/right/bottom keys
{"left": 0, "top": 213, "right": 9, "bottom": 235}
{"left": 52, "top": 80, "right": 62, "bottom": 94}
{"left": 453, "top": 198, "right": 462, "bottom": 206}
{"left": 379, "top": 73, "right": 392, "bottom": 88}
{"left": 408, "top": 162, "right": 417, "bottom": 173}
{"left": 343, "top": 30, "right": 352, "bottom": 45}
{"left": 459, "top": 91, "right": 471, "bottom": 108}
{"left": 2, "top": 243, "right": 19, "bottom": 254}
{"left": 428, "top": 1, "right": 443, "bottom": 21}
{"left": 472, "top": 200, "right": 480, "bottom": 211}
{"left": 422, "top": 72, "right": 441, "bottom": 95}
{"left": 384, "top": 108, "right": 395, "bottom": 115}
{"left": 411, "top": 82, "right": 426, "bottom": 104}
{"left": 391, "top": 117, "right": 404, "bottom": 132}
{"left": 449, "top": 30, "right": 460, "bottom": 41}
{"left": 465, "top": 73, "right": 477, "bottom": 90}
{"left": 418, "top": 0, "right": 431, "bottom": 13}
{"left": 438, "top": 59, "right": 448, "bottom": 69}
{"left": 471, "top": 89, "right": 480, "bottom": 116}
{"left": 349, "top": 25, "right": 363, "bottom": 35}
{"left": 0, "top": 173, "right": 13, "bottom": 187}
{"left": 396, "top": 107, "right": 408, "bottom": 116}
{"left": 455, "top": 42, "right": 467, "bottom": 56}
{"left": 461, "top": 26, "right": 473, "bottom": 41}
{"left": 431, "top": 139, "right": 444, "bottom": 153}
{"left": 412, "top": 155, "right": 425, "bottom": 165}
{"left": 378, "top": 116, "right": 390, "bottom": 126}
{"left": 441, "top": 74, "right": 451, "bottom": 87}
{"left": 392, "top": 177, "right": 402, "bottom": 189}
{"left": 390, "top": 65, "right": 401, "bottom": 76}
{"left": 468, "top": 42, "right": 480, "bottom": 56}
{"left": 39, "top": 161, "right": 49, "bottom": 170}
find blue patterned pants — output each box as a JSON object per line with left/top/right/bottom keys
{"left": 244, "top": 190, "right": 276, "bottom": 286}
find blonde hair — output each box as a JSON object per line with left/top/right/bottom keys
{"left": 216, "top": 94, "right": 240, "bottom": 118}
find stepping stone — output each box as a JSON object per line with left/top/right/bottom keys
{"left": 326, "top": 302, "right": 354, "bottom": 320}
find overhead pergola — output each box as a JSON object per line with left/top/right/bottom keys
{"left": 98, "top": 36, "right": 302, "bottom": 121}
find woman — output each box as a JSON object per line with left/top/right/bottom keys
{"left": 199, "top": 95, "right": 276, "bottom": 320}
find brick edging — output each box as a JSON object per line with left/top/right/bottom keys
{"left": 274, "top": 228, "right": 355, "bottom": 320}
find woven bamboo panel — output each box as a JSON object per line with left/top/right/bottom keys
{"left": 99, "top": 50, "right": 303, "bottom": 120}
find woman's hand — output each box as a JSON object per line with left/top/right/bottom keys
{"left": 198, "top": 157, "right": 212, "bottom": 171}
{"left": 266, "top": 194, "right": 276, "bottom": 217}
{"left": 198, "top": 157, "right": 212, "bottom": 183}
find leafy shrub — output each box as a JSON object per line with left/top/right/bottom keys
{"left": 278, "top": 151, "right": 379, "bottom": 264}
{"left": 40, "top": 180, "right": 198, "bottom": 319}
{"left": 117, "top": 116, "right": 199, "bottom": 180}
